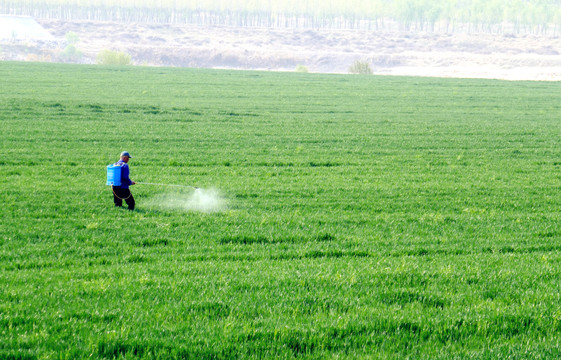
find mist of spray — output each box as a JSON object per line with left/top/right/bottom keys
{"left": 147, "top": 188, "right": 227, "bottom": 213}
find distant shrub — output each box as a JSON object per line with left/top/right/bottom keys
{"left": 59, "top": 44, "right": 82, "bottom": 62}
{"left": 348, "top": 60, "right": 373, "bottom": 75}
{"left": 59, "top": 31, "right": 82, "bottom": 62}
{"left": 295, "top": 64, "right": 309, "bottom": 73}
{"left": 96, "top": 49, "right": 132, "bottom": 66}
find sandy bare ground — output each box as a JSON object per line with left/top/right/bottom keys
{"left": 5, "top": 18, "right": 561, "bottom": 81}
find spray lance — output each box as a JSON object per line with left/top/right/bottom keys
{"left": 135, "top": 182, "right": 199, "bottom": 190}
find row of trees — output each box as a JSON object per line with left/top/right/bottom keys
{"left": 2, "top": 0, "right": 561, "bottom": 34}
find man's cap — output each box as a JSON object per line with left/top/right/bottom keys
{"left": 121, "top": 151, "right": 133, "bottom": 158}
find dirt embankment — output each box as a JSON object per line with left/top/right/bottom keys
{"left": 6, "top": 19, "right": 561, "bottom": 80}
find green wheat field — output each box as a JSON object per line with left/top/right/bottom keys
{"left": 1, "top": 61, "right": 561, "bottom": 359}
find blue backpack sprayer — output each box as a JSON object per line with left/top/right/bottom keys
{"left": 106, "top": 163, "right": 122, "bottom": 186}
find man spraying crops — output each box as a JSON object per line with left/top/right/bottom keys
{"left": 111, "top": 151, "right": 136, "bottom": 210}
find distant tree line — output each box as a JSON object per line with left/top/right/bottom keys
{"left": 2, "top": 0, "right": 561, "bottom": 35}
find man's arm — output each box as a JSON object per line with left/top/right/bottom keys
{"left": 121, "top": 164, "right": 134, "bottom": 186}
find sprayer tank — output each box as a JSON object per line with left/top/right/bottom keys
{"left": 106, "top": 164, "right": 122, "bottom": 186}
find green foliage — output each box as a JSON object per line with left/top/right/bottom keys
{"left": 59, "top": 32, "right": 82, "bottom": 62}
{"left": 1, "top": 62, "right": 561, "bottom": 358}
{"left": 96, "top": 49, "right": 132, "bottom": 65}
{"left": 295, "top": 64, "right": 309, "bottom": 73}
{"left": 59, "top": 44, "right": 82, "bottom": 62}
{"left": 348, "top": 60, "right": 373, "bottom": 74}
